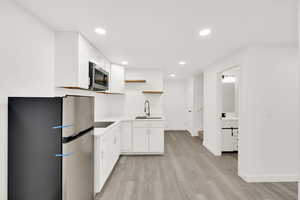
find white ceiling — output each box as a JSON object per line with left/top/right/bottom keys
{"left": 15, "top": 0, "right": 298, "bottom": 78}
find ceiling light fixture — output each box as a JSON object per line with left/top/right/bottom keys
{"left": 121, "top": 61, "right": 128, "bottom": 65}
{"left": 94, "top": 27, "right": 107, "bottom": 35}
{"left": 170, "top": 74, "right": 176, "bottom": 78}
{"left": 179, "top": 61, "right": 186, "bottom": 65}
{"left": 199, "top": 28, "right": 212, "bottom": 37}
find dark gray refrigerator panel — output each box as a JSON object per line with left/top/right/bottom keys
{"left": 8, "top": 97, "right": 63, "bottom": 200}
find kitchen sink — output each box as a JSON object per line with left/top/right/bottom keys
{"left": 135, "top": 116, "right": 162, "bottom": 120}
{"left": 94, "top": 121, "right": 115, "bottom": 128}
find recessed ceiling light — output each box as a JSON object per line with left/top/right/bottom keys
{"left": 94, "top": 27, "right": 107, "bottom": 35}
{"left": 121, "top": 61, "right": 128, "bottom": 65}
{"left": 199, "top": 28, "right": 212, "bottom": 37}
{"left": 170, "top": 74, "right": 176, "bottom": 78}
{"left": 179, "top": 61, "right": 186, "bottom": 65}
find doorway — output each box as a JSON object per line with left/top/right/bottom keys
{"left": 217, "top": 67, "right": 240, "bottom": 164}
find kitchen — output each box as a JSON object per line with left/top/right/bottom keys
{"left": 8, "top": 31, "right": 166, "bottom": 199}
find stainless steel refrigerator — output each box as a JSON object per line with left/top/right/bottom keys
{"left": 8, "top": 95, "right": 94, "bottom": 200}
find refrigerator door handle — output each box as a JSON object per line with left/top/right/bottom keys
{"left": 54, "top": 152, "right": 75, "bottom": 157}
{"left": 62, "top": 127, "right": 94, "bottom": 144}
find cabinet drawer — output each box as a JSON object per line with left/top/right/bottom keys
{"left": 133, "top": 121, "right": 164, "bottom": 128}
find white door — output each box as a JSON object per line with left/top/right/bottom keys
{"left": 221, "top": 129, "right": 234, "bottom": 152}
{"left": 133, "top": 128, "right": 148, "bottom": 152}
{"left": 149, "top": 128, "right": 164, "bottom": 153}
{"left": 121, "top": 121, "right": 132, "bottom": 152}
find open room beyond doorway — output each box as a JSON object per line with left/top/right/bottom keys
{"left": 218, "top": 67, "right": 240, "bottom": 174}
{"left": 163, "top": 75, "right": 204, "bottom": 137}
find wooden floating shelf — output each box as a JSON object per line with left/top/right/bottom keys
{"left": 58, "top": 87, "right": 124, "bottom": 95}
{"left": 125, "top": 80, "right": 146, "bottom": 83}
{"left": 142, "top": 91, "right": 164, "bottom": 94}
{"left": 97, "top": 92, "right": 124, "bottom": 95}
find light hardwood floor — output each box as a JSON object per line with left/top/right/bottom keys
{"left": 96, "top": 131, "right": 297, "bottom": 200}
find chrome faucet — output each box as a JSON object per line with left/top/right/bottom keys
{"left": 144, "top": 100, "right": 150, "bottom": 117}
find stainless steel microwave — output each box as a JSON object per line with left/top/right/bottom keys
{"left": 89, "top": 61, "right": 109, "bottom": 91}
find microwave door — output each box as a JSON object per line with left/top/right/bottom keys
{"left": 94, "top": 69, "right": 108, "bottom": 90}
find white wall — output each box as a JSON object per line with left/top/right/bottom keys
{"left": 0, "top": 1, "right": 55, "bottom": 199}
{"left": 193, "top": 74, "right": 204, "bottom": 133}
{"left": 203, "top": 45, "right": 299, "bottom": 182}
{"left": 124, "top": 69, "right": 163, "bottom": 117}
{"left": 238, "top": 45, "right": 299, "bottom": 182}
{"left": 298, "top": 1, "right": 300, "bottom": 196}
{"left": 163, "top": 79, "right": 188, "bottom": 130}
{"left": 186, "top": 77, "right": 194, "bottom": 134}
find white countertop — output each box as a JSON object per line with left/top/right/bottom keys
{"left": 221, "top": 117, "right": 238, "bottom": 121}
{"left": 93, "top": 116, "right": 164, "bottom": 137}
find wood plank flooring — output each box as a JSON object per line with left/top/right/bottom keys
{"left": 96, "top": 131, "right": 297, "bottom": 200}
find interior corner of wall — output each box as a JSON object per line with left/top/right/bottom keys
{"left": 203, "top": 141, "right": 221, "bottom": 156}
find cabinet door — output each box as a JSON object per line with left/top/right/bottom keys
{"left": 110, "top": 64, "right": 125, "bottom": 93}
{"left": 121, "top": 121, "right": 132, "bottom": 152}
{"left": 78, "top": 35, "right": 90, "bottom": 89}
{"left": 221, "top": 129, "right": 234, "bottom": 152}
{"left": 99, "top": 135, "right": 111, "bottom": 189}
{"left": 133, "top": 128, "right": 148, "bottom": 152}
{"left": 94, "top": 137, "right": 101, "bottom": 192}
{"left": 112, "top": 126, "right": 121, "bottom": 165}
{"left": 149, "top": 128, "right": 164, "bottom": 153}
{"left": 232, "top": 129, "right": 239, "bottom": 151}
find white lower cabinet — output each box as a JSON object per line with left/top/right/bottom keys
{"left": 120, "top": 121, "right": 132, "bottom": 152}
{"left": 221, "top": 128, "right": 238, "bottom": 152}
{"left": 149, "top": 128, "right": 164, "bottom": 152}
{"left": 221, "top": 129, "right": 234, "bottom": 152}
{"left": 133, "top": 128, "right": 149, "bottom": 153}
{"left": 132, "top": 121, "right": 164, "bottom": 154}
{"left": 94, "top": 124, "right": 121, "bottom": 193}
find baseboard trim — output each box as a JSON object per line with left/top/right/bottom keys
{"left": 238, "top": 172, "right": 299, "bottom": 182}
{"left": 165, "top": 129, "right": 188, "bottom": 132}
{"left": 121, "top": 152, "right": 164, "bottom": 155}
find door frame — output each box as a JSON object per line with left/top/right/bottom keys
{"left": 216, "top": 66, "right": 240, "bottom": 156}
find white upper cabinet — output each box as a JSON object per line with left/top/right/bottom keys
{"left": 55, "top": 32, "right": 110, "bottom": 89}
{"left": 109, "top": 64, "right": 125, "bottom": 93}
